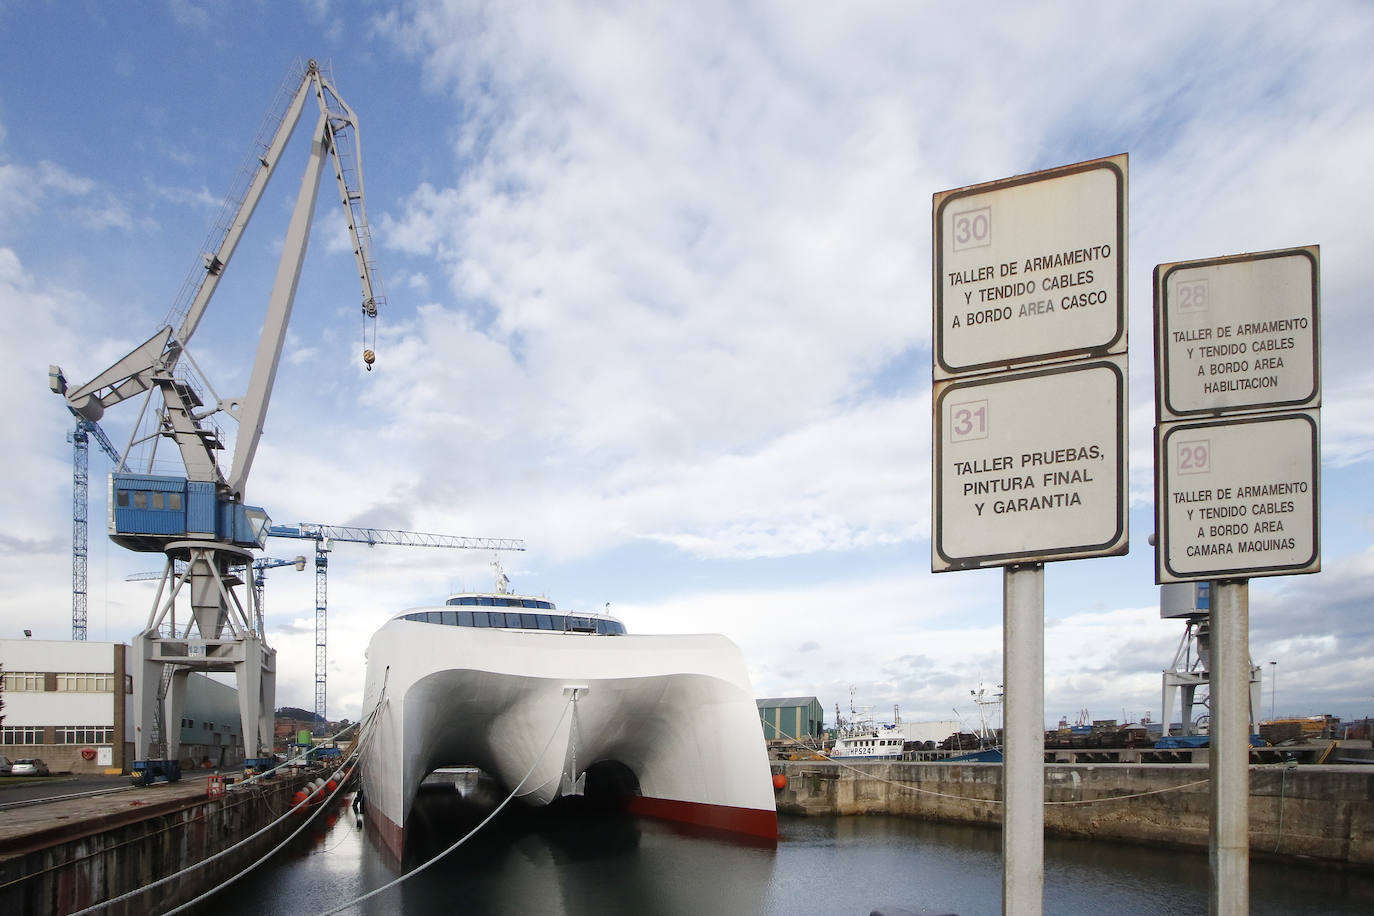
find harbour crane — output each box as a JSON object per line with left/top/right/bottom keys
{"left": 49, "top": 59, "right": 387, "bottom": 776}
{"left": 267, "top": 523, "right": 525, "bottom": 733}
{"left": 129, "top": 525, "right": 524, "bottom": 735}
{"left": 126, "top": 554, "right": 307, "bottom": 637}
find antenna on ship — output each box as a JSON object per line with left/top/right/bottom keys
{"left": 492, "top": 558, "right": 510, "bottom": 594}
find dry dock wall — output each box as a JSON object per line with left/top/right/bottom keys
{"left": 0, "top": 773, "right": 329, "bottom": 916}
{"left": 774, "top": 761, "right": 1374, "bottom": 867}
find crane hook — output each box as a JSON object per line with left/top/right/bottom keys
{"left": 363, "top": 349, "right": 375, "bottom": 371}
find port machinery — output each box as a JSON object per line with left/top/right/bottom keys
{"left": 46, "top": 59, "right": 513, "bottom": 780}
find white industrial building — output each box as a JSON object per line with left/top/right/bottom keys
{"left": 0, "top": 638, "right": 243, "bottom": 774}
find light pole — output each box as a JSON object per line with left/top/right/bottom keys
{"left": 1268, "top": 660, "right": 1277, "bottom": 721}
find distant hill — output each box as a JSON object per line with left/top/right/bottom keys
{"left": 276, "top": 706, "right": 315, "bottom": 721}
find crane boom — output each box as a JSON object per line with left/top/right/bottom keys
{"left": 55, "top": 58, "right": 382, "bottom": 505}
{"left": 268, "top": 523, "right": 526, "bottom": 552}
{"left": 267, "top": 523, "right": 523, "bottom": 733}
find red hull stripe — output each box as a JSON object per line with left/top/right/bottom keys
{"left": 626, "top": 795, "right": 778, "bottom": 840}
{"left": 374, "top": 796, "right": 777, "bottom": 860}
{"left": 368, "top": 806, "right": 405, "bottom": 863}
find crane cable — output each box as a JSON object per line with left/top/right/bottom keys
{"left": 314, "top": 693, "right": 576, "bottom": 916}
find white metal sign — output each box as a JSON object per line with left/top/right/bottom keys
{"left": 1157, "top": 411, "right": 1319, "bottom": 582}
{"left": 933, "top": 155, "right": 1126, "bottom": 379}
{"left": 1156, "top": 247, "right": 1319, "bottom": 420}
{"left": 933, "top": 357, "right": 1128, "bottom": 571}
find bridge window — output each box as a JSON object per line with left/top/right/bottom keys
{"left": 402, "top": 609, "right": 624, "bottom": 634}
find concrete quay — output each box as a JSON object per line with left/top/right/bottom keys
{"left": 773, "top": 760, "right": 1374, "bottom": 868}
{"left": 0, "top": 768, "right": 335, "bottom": 916}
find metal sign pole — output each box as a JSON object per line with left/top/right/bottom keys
{"left": 1003, "top": 562, "right": 1044, "bottom": 915}
{"left": 1209, "top": 578, "right": 1250, "bottom": 915}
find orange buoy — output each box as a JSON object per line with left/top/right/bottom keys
{"left": 772, "top": 773, "right": 787, "bottom": 790}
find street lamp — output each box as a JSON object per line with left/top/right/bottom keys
{"left": 1268, "top": 660, "right": 1277, "bottom": 721}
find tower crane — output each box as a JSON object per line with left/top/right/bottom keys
{"left": 47, "top": 368, "right": 128, "bottom": 641}
{"left": 49, "top": 59, "right": 386, "bottom": 776}
{"left": 268, "top": 523, "right": 525, "bottom": 734}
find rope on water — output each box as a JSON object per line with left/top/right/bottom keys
{"left": 313, "top": 693, "right": 577, "bottom": 916}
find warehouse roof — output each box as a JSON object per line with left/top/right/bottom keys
{"left": 755, "top": 696, "right": 820, "bottom": 709}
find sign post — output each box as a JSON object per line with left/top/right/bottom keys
{"left": 1209, "top": 580, "right": 1251, "bottom": 916}
{"left": 933, "top": 154, "right": 1127, "bottom": 916}
{"left": 1152, "top": 245, "right": 1320, "bottom": 915}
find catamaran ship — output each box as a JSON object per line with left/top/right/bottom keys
{"left": 358, "top": 570, "right": 777, "bottom": 860}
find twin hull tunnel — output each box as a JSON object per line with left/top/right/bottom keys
{"left": 360, "top": 616, "right": 779, "bottom": 861}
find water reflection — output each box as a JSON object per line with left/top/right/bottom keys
{"left": 397, "top": 777, "right": 775, "bottom": 915}
{"left": 217, "top": 786, "right": 1374, "bottom": 916}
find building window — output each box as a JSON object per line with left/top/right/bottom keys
{"left": 55, "top": 726, "right": 114, "bottom": 745}
{"left": 1, "top": 726, "right": 43, "bottom": 744}
{"left": 2, "top": 671, "right": 44, "bottom": 692}
{"left": 56, "top": 672, "right": 115, "bottom": 692}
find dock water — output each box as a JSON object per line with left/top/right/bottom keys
{"left": 0, "top": 768, "right": 339, "bottom": 915}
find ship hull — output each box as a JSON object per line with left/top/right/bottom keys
{"left": 361, "top": 619, "right": 777, "bottom": 859}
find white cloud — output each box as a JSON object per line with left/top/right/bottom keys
{"left": 5, "top": 2, "right": 1374, "bottom": 729}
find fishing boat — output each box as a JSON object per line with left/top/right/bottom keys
{"left": 828, "top": 688, "right": 905, "bottom": 760}
{"left": 358, "top": 567, "right": 777, "bottom": 860}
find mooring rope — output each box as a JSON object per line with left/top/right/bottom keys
{"left": 158, "top": 732, "right": 377, "bottom": 915}
{"left": 314, "top": 693, "right": 576, "bottom": 916}
{"left": 69, "top": 696, "right": 386, "bottom": 916}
